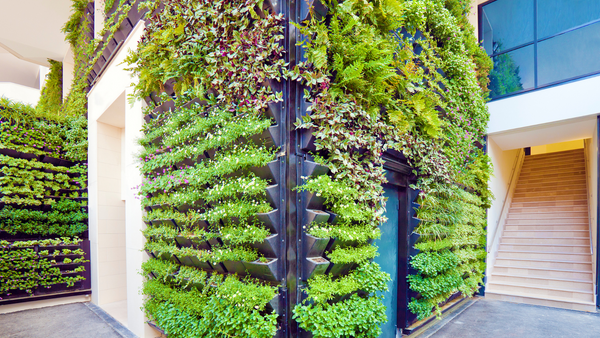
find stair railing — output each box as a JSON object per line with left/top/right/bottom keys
{"left": 583, "top": 141, "right": 594, "bottom": 256}
{"left": 487, "top": 148, "right": 525, "bottom": 272}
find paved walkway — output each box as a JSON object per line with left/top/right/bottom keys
{"left": 0, "top": 303, "right": 135, "bottom": 338}
{"left": 427, "top": 298, "right": 600, "bottom": 338}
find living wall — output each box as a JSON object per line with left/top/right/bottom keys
{"left": 0, "top": 99, "right": 89, "bottom": 300}
{"left": 0, "top": 0, "right": 133, "bottom": 302}
{"left": 123, "top": 0, "right": 491, "bottom": 336}
{"left": 126, "top": 0, "right": 285, "bottom": 336}
{"left": 292, "top": 0, "right": 492, "bottom": 335}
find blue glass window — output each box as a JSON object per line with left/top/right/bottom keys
{"left": 538, "top": 0, "right": 600, "bottom": 38}
{"left": 538, "top": 21, "right": 600, "bottom": 85}
{"left": 481, "top": 0, "right": 534, "bottom": 55}
{"left": 481, "top": 0, "right": 600, "bottom": 99}
{"left": 489, "top": 45, "right": 535, "bottom": 97}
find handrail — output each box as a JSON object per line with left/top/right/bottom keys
{"left": 583, "top": 141, "right": 594, "bottom": 255}
{"left": 488, "top": 148, "right": 525, "bottom": 253}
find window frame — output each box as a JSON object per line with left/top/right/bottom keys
{"left": 479, "top": 0, "right": 600, "bottom": 101}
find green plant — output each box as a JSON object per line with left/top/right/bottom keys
{"left": 36, "top": 59, "right": 63, "bottom": 116}
{"left": 292, "top": 0, "right": 492, "bottom": 329}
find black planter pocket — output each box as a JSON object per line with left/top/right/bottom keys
{"left": 243, "top": 259, "right": 279, "bottom": 281}
{"left": 303, "top": 257, "right": 330, "bottom": 280}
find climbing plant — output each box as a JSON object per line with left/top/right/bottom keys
{"left": 292, "top": 0, "right": 492, "bottom": 333}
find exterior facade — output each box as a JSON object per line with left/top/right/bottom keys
{"left": 477, "top": 0, "right": 600, "bottom": 311}
{"left": 1, "top": 0, "right": 599, "bottom": 337}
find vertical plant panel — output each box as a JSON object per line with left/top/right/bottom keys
{"left": 126, "top": 0, "right": 287, "bottom": 336}
{"left": 292, "top": 0, "right": 492, "bottom": 336}
{"left": 0, "top": 100, "right": 90, "bottom": 302}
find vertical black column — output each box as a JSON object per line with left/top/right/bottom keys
{"left": 284, "top": 0, "right": 300, "bottom": 336}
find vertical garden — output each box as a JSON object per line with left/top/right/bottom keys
{"left": 126, "top": 0, "right": 492, "bottom": 337}
{"left": 0, "top": 0, "right": 144, "bottom": 303}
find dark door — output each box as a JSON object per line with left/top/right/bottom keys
{"left": 374, "top": 184, "right": 400, "bottom": 337}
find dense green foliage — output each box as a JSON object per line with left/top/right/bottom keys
{"left": 36, "top": 59, "right": 63, "bottom": 116}
{"left": 293, "top": 0, "right": 492, "bottom": 332}
{"left": 142, "top": 259, "right": 278, "bottom": 337}
{"left": 0, "top": 237, "right": 87, "bottom": 297}
{"left": 0, "top": 199, "right": 87, "bottom": 236}
{"left": 126, "top": 0, "right": 286, "bottom": 335}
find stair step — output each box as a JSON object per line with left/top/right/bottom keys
{"left": 517, "top": 177, "right": 587, "bottom": 185}
{"left": 504, "top": 225, "right": 590, "bottom": 231}
{"left": 526, "top": 149, "right": 584, "bottom": 159}
{"left": 501, "top": 237, "right": 590, "bottom": 245}
{"left": 485, "top": 290, "right": 596, "bottom": 312}
{"left": 515, "top": 186, "right": 588, "bottom": 195}
{"left": 499, "top": 243, "right": 590, "bottom": 253}
{"left": 512, "top": 195, "right": 588, "bottom": 203}
{"left": 519, "top": 167, "right": 586, "bottom": 176}
{"left": 516, "top": 178, "right": 587, "bottom": 187}
{"left": 493, "top": 265, "right": 592, "bottom": 280}
{"left": 511, "top": 200, "right": 588, "bottom": 208}
{"left": 522, "top": 159, "right": 585, "bottom": 169}
{"left": 486, "top": 281, "right": 593, "bottom": 302}
{"left": 494, "top": 257, "right": 592, "bottom": 271}
{"left": 489, "top": 274, "right": 593, "bottom": 292}
{"left": 503, "top": 230, "right": 590, "bottom": 238}
{"left": 520, "top": 166, "right": 586, "bottom": 176}
{"left": 497, "top": 250, "right": 592, "bottom": 262}
{"left": 509, "top": 206, "right": 588, "bottom": 213}
{"left": 505, "top": 218, "right": 588, "bottom": 225}
{"left": 507, "top": 211, "right": 588, "bottom": 219}
{"left": 513, "top": 189, "right": 588, "bottom": 198}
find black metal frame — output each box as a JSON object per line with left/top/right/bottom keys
{"left": 479, "top": 0, "right": 600, "bottom": 101}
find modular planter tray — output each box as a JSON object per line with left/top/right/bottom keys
{"left": 243, "top": 259, "right": 279, "bottom": 281}
{"left": 305, "top": 209, "right": 330, "bottom": 225}
{"left": 223, "top": 260, "right": 247, "bottom": 275}
{"left": 304, "top": 234, "right": 330, "bottom": 257}
{"left": 178, "top": 255, "right": 211, "bottom": 270}
{"left": 257, "top": 209, "right": 279, "bottom": 233}
{"left": 250, "top": 160, "right": 280, "bottom": 184}
{"left": 327, "top": 262, "right": 357, "bottom": 276}
{"left": 303, "top": 257, "right": 330, "bottom": 280}
{"left": 250, "top": 234, "right": 279, "bottom": 258}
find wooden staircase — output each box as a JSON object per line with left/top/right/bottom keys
{"left": 486, "top": 149, "right": 596, "bottom": 311}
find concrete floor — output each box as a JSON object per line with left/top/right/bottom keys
{"left": 429, "top": 298, "right": 600, "bottom": 338}
{"left": 0, "top": 303, "right": 134, "bottom": 338}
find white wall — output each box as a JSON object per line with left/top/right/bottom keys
{"left": 488, "top": 75, "right": 600, "bottom": 135}
{"left": 95, "top": 121, "right": 127, "bottom": 306}
{"left": 88, "top": 20, "right": 158, "bottom": 338}
{"left": 486, "top": 137, "right": 520, "bottom": 274}
{"left": 0, "top": 82, "right": 40, "bottom": 106}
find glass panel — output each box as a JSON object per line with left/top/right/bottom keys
{"left": 538, "top": 0, "right": 600, "bottom": 38}
{"left": 538, "top": 21, "right": 600, "bottom": 86}
{"left": 482, "top": 0, "right": 534, "bottom": 55}
{"left": 374, "top": 184, "right": 399, "bottom": 338}
{"left": 489, "top": 45, "right": 535, "bottom": 98}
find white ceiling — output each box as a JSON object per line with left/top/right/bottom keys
{"left": 490, "top": 116, "right": 597, "bottom": 151}
{"left": 0, "top": 0, "right": 72, "bottom": 66}
{"left": 0, "top": 46, "right": 41, "bottom": 89}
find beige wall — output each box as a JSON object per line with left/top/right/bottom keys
{"left": 531, "top": 139, "right": 584, "bottom": 155}
{"left": 96, "top": 122, "right": 127, "bottom": 305}
{"left": 487, "top": 137, "right": 521, "bottom": 275}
